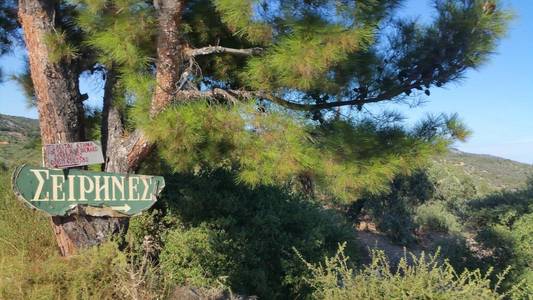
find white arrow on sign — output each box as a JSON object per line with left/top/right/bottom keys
{"left": 111, "top": 204, "right": 131, "bottom": 212}
{"left": 69, "top": 204, "right": 131, "bottom": 212}
{"left": 43, "top": 141, "right": 104, "bottom": 169}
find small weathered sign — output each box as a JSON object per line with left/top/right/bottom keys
{"left": 12, "top": 165, "right": 165, "bottom": 217}
{"left": 43, "top": 141, "right": 104, "bottom": 168}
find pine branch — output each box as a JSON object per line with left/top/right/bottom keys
{"left": 186, "top": 46, "right": 264, "bottom": 57}
{"left": 172, "top": 83, "right": 419, "bottom": 111}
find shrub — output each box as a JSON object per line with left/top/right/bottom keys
{"left": 303, "top": 244, "right": 527, "bottom": 300}
{"left": 465, "top": 186, "right": 533, "bottom": 230}
{"left": 415, "top": 201, "right": 461, "bottom": 233}
{"left": 160, "top": 223, "right": 233, "bottom": 289}
{"left": 140, "top": 170, "right": 360, "bottom": 299}
{"left": 510, "top": 213, "right": 533, "bottom": 294}
{"left": 475, "top": 213, "right": 533, "bottom": 295}
{"left": 429, "top": 234, "right": 481, "bottom": 272}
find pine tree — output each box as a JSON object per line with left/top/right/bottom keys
{"left": 12, "top": 0, "right": 509, "bottom": 255}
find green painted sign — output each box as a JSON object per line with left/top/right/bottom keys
{"left": 12, "top": 165, "right": 165, "bottom": 217}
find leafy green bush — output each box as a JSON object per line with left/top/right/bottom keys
{"left": 130, "top": 170, "right": 359, "bottom": 299}
{"left": 302, "top": 244, "right": 527, "bottom": 300}
{"left": 475, "top": 213, "right": 533, "bottom": 295}
{"left": 160, "top": 223, "right": 235, "bottom": 289}
{"left": 458, "top": 182, "right": 533, "bottom": 294}
{"left": 509, "top": 213, "right": 533, "bottom": 293}
{"left": 429, "top": 234, "right": 481, "bottom": 272}
{"left": 465, "top": 186, "right": 532, "bottom": 230}
{"left": 415, "top": 201, "right": 461, "bottom": 233}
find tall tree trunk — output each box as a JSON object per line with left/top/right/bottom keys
{"left": 19, "top": 0, "right": 185, "bottom": 256}
{"left": 18, "top": 0, "right": 126, "bottom": 256}
{"left": 105, "top": 0, "right": 184, "bottom": 173}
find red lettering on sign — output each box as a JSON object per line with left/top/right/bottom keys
{"left": 44, "top": 142, "right": 103, "bottom": 168}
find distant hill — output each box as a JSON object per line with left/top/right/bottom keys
{"left": 0, "top": 114, "right": 39, "bottom": 143}
{"left": 433, "top": 149, "right": 533, "bottom": 193}
{"left": 0, "top": 114, "right": 40, "bottom": 167}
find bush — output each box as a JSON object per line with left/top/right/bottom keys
{"left": 429, "top": 234, "right": 481, "bottom": 272}
{"left": 510, "top": 213, "right": 533, "bottom": 294}
{"left": 131, "top": 170, "right": 360, "bottom": 299}
{"left": 160, "top": 223, "right": 233, "bottom": 289}
{"left": 303, "top": 244, "right": 527, "bottom": 300}
{"left": 475, "top": 213, "right": 533, "bottom": 295}
{"left": 464, "top": 185, "right": 533, "bottom": 230}
{"left": 415, "top": 201, "right": 461, "bottom": 233}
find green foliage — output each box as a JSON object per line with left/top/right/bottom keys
{"left": 211, "top": 0, "right": 511, "bottom": 103}
{"left": 427, "top": 159, "right": 479, "bottom": 205}
{"left": 84, "top": 107, "right": 103, "bottom": 141}
{"left": 467, "top": 185, "right": 533, "bottom": 293}
{"left": 44, "top": 30, "right": 80, "bottom": 63}
{"left": 307, "top": 246, "right": 524, "bottom": 300}
{"left": 430, "top": 234, "right": 480, "bottom": 272}
{"left": 510, "top": 213, "right": 533, "bottom": 292}
{"left": 213, "top": 0, "right": 272, "bottom": 43}
{"left": 0, "top": 0, "right": 18, "bottom": 77}
{"left": 0, "top": 0, "right": 521, "bottom": 298}
{"left": 302, "top": 244, "right": 526, "bottom": 300}
{"left": 475, "top": 221, "right": 533, "bottom": 295}
{"left": 73, "top": 0, "right": 157, "bottom": 115}
{"left": 62, "top": 0, "right": 510, "bottom": 206}
{"left": 10, "top": 62, "right": 36, "bottom": 108}
{"left": 75, "top": 0, "right": 156, "bottom": 70}
{"left": 128, "top": 170, "right": 359, "bottom": 299}
{"left": 145, "top": 101, "right": 457, "bottom": 203}
{"left": 0, "top": 114, "right": 41, "bottom": 167}
{"left": 465, "top": 184, "right": 533, "bottom": 230}
{"left": 431, "top": 150, "right": 533, "bottom": 197}
{"left": 243, "top": 26, "right": 374, "bottom": 92}
{"left": 415, "top": 201, "right": 461, "bottom": 233}
{"left": 369, "top": 169, "right": 533, "bottom": 293}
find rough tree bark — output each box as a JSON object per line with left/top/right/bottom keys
{"left": 18, "top": 0, "right": 127, "bottom": 256}
{"left": 103, "top": 0, "right": 185, "bottom": 174}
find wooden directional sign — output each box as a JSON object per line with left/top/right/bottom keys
{"left": 12, "top": 165, "right": 165, "bottom": 217}
{"left": 43, "top": 141, "right": 104, "bottom": 168}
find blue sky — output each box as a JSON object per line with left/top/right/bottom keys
{"left": 0, "top": 0, "right": 531, "bottom": 164}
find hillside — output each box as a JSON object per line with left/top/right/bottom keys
{"left": 0, "top": 113, "right": 39, "bottom": 142}
{"left": 434, "top": 149, "right": 533, "bottom": 193}
{"left": 0, "top": 114, "right": 40, "bottom": 167}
